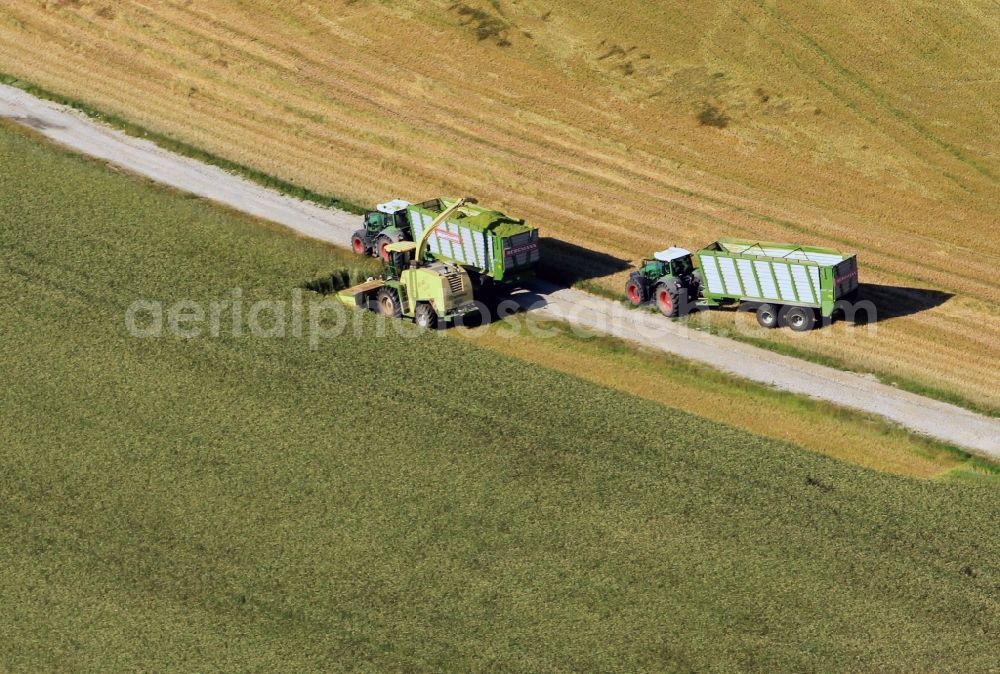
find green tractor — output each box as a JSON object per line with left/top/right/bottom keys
{"left": 337, "top": 197, "right": 480, "bottom": 328}
{"left": 351, "top": 199, "right": 412, "bottom": 261}
{"left": 625, "top": 247, "right": 701, "bottom": 317}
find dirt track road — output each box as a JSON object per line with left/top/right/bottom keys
{"left": 3, "top": 82, "right": 997, "bottom": 459}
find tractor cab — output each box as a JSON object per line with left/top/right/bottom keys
{"left": 364, "top": 199, "right": 411, "bottom": 234}
{"left": 352, "top": 199, "right": 412, "bottom": 258}
{"left": 652, "top": 247, "right": 694, "bottom": 276}
{"left": 636, "top": 247, "right": 694, "bottom": 279}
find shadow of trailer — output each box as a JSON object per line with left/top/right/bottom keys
{"left": 844, "top": 283, "right": 953, "bottom": 325}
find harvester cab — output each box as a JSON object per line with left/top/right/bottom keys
{"left": 382, "top": 241, "right": 414, "bottom": 278}
{"left": 352, "top": 199, "right": 412, "bottom": 260}
{"left": 625, "top": 246, "right": 702, "bottom": 317}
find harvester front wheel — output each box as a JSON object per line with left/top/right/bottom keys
{"left": 755, "top": 303, "right": 779, "bottom": 329}
{"left": 351, "top": 230, "right": 370, "bottom": 256}
{"left": 414, "top": 303, "right": 438, "bottom": 329}
{"left": 654, "top": 284, "right": 679, "bottom": 318}
{"left": 376, "top": 288, "right": 402, "bottom": 319}
{"left": 625, "top": 275, "right": 648, "bottom": 306}
{"left": 783, "top": 306, "right": 816, "bottom": 332}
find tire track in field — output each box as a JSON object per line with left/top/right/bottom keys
{"left": 745, "top": 0, "right": 997, "bottom": 182}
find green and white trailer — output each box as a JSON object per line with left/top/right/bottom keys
{"left": 351, "top": 197, "right": 540, "bottom": 289}
{"left": 626, "top": 238, "right": 859, "bottom": 331}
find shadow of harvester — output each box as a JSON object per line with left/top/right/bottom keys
{"left": 846, "top": 283, "right": 953, "bottom": 325}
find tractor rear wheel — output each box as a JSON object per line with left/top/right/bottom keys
{"left": 376, "top": 287, "right": 402, "bottom": 318}
{"left": 783, "top": 306, "right": 816, "bottom": 332}
{"left": 374, "top": 235, "right": 393, "bottom": 262}
{"left": 414, "top": 303, "right": 438, "bottom": 329}
{"left": 654, "top": 284, "right": 679, "bottom": 317}
{"left": 755, "top": 303, "right": 779, "bottom": 329}
{"left": 351, "top": 230, "right": 370, "bottom": 256}
{"left": 625, "top": 275, "right": 648, "bottom": 306}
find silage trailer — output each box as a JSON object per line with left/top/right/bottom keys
{"left": 626, "top": 238, "right": 859, "bottom": 331}
{"left": 351, "top": 197, "right": 540, "bottom": 289}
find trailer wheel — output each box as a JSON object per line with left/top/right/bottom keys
{"left": 376, "top": 287, "right": 402, "bottom": 318}
{"left": 351, "top": 230, "right": 370, "bottom": 256}
{"left": 783, "top": 306, "right": 816, "bottom": 332}
{"left": 625, "top": 275, "right": 648, "bottom": 306}
{"left": 755, "top": 303, "right": 779, "bottom": 329}
{"left": 414, "top": 303, "right": 438, "bottom": 329}
{"left": 654, "top": 284, "right": 679, "bottom": 317}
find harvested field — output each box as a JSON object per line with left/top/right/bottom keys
{"left": 0, "top": 0, "right": 997, "bottom": 412}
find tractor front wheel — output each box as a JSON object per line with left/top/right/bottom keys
{"left": 414, "top": 303, "right": 438, "bottom": 329}
{"left": 625, "top": 275, "right": 648, "bottom": 306}
{"left": 755, "top": 303, "right": 779, "bottom": 329}
{"left": 655, "top": 284, "right": 679, "bottom": 318}
{"left": 376, "top": 287, "right": 402, "bottom": 318}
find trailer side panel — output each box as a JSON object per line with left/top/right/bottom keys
{"left": 406, "top": 201, "right": 538, "bottom": 284}
{"left": 696, "top": 239, "right": 858, "bottom": 317}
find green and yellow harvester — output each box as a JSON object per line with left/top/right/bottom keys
{"left": 336, "top": 197, "right": 481, "bottom": 329}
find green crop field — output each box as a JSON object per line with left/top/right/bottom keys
{"left": 1, "top": 123, "right": 998, "bottom": 671}
{"left": 2, "top": 0, "right": 998, "bottom": 413}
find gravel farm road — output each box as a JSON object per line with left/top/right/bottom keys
{"left": 2, "top": 82, "right": 997, "bottom": 459}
